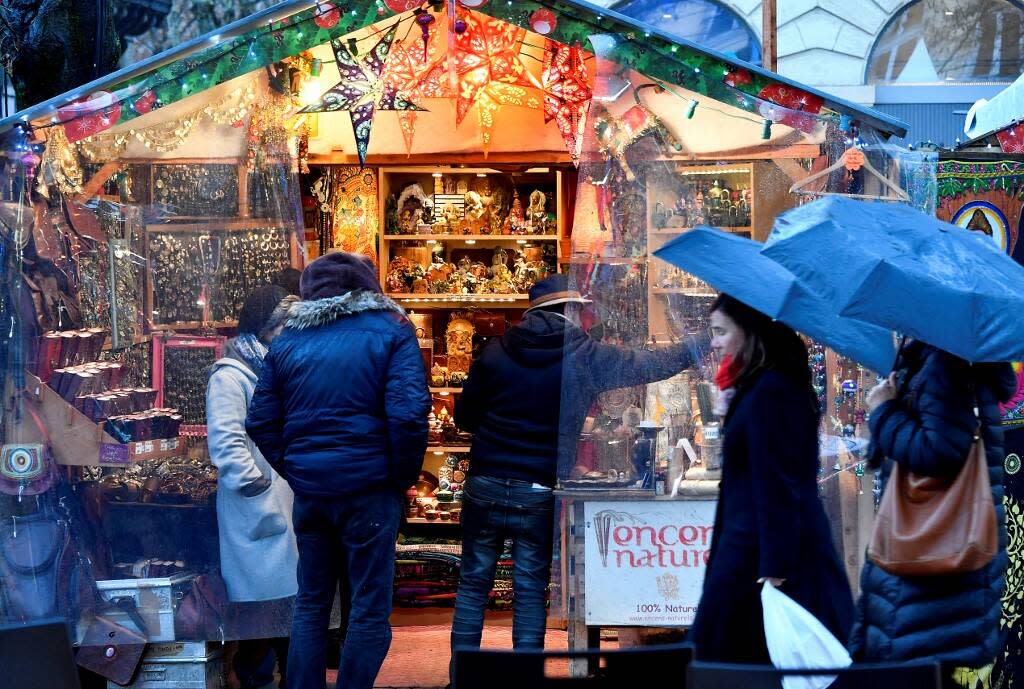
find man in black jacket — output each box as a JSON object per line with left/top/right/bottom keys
{"left": 449, "top": 275, "right": 706, "bottom": 677}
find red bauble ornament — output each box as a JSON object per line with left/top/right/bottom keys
{"left": 57, "top": 91, "right": 121, "bottom": 143}
{"left": 384, "top": 0, "right": 422, "bottom": 11}
{"left": 724, "top": 68, "right": 752, "bottom": 88}
{"left": 997, "top": 124, "right": 1024, "bottom": 154}
{"left": 530, "top": 8, "right": 557, "bottom": 35}
{"left": 313, "top": 2, "right": 341, "bottom": 28}
{"left": 133, "top": 90, "right": 157, "bottom": 114}
{"left": 756, "top": 83, "right": 823, "bottom": 133}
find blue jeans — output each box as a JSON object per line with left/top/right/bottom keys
{"left": 451, "top": 476, "right": 555, "bottom": 679}
{"left": 287, "top": 490, "right": 401, "bottom": 689}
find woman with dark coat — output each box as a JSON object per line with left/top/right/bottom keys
{"left": 690, "top": 295, "right": 854, "bottom": 663}
{"left": 849, "top": 338, "right": 1016, "bottom": 670}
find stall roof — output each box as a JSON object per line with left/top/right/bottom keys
{"left": 0, "top": 0, "right": 906, "bottom": 139}
{"left": 963, "top": 72, "right": 1024, "bottom": 145}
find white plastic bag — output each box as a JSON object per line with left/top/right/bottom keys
{"left": 761, "top": 581, "right": 852, "bottom": 689}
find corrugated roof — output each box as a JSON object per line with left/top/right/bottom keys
{"left": 873, "top": 102, "right": 973, "bottom": 149}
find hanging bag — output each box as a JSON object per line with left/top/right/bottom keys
{"left": 761, "top": 582, "right": 851, "bottom": 689}
{"left": 868, "top": 414, "right": 998, "bottom": 577}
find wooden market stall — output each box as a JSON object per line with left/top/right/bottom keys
{"left": 0, "top": 0, "right": 908, "bottom": 677}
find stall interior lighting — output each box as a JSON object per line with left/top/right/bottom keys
{"left": 465, "top": 239, "right": 477, "bottom": 244}
{"left": 676, "top": 168, "right": 750, "bottom": 176}
{"left": 398, "top": 296, "right": 521, "bottom": 303}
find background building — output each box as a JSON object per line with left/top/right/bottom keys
{"left": 601, "top": 0, "right": 1024, "bottom": 147}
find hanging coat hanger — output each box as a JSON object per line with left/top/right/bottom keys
{"left": 789, "top": 146, "right": 910, "bottom": 202}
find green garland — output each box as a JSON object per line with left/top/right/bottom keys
{"left": 90, "top": 0, "right": 841, "bottom": 132}
{"left": 937, "top": 159, "right": 1024, "bottom": 201}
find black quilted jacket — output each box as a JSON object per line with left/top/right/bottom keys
{"left": 849, "top": 340, "right": 1017, "bottom": 667}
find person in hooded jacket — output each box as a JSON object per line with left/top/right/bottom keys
{"left": 246, "top": 252, "right": 430, "bottom": 689}
{"left": 207, "top": 285, "right": 298, "bottom": 689}
{"left": 850, "top": 338, "right": 1016, "bottom": 676}
{"left": 448, "top": 275, "right": 707, "bottom": 678}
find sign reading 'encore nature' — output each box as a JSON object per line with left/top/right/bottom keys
{"left": 583, "top": 500, "right": 717, "bottom": 626}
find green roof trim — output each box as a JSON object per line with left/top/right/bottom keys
{"left": 2, "top": 0, "right": 907, "bottom": 139}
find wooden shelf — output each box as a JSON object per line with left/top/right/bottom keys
{"left": 651, "top": 288, "right": 717, "bottom": 297}
{"left": 405, "top": 517, "right": 461, "bottom": 526}
{"left": 568, "top": 256, "right": 643, "bottom": 265}
{"left": 383, "top": 234, "right": 558, "bottom": 242}
{"left": 430, "top": 387, "right": 464, "bottom": 394}
{"left": 426, "top": 446, "right": 472, "bottom": 454}
{"left": 151, "top": 320, "right": 238, "bottom": 331}
{"left": 387, "top": 293, "right": 529, "bottom": 304}
{"left": 649, "top": 226, "right": 751, "bottom": 236}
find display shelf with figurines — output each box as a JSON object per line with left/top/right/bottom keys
{"left": 379, "top": 166, "right": 568, "bottom": 307}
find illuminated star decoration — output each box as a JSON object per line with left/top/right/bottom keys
{"left": 300, "top": 24, "right": 424, "bottom": 165}
{"left": 382, "top": 16, "right": 452, "bottom": 155}
{"left": 535, "top": 40, "right": 592, "bottom": 163}
{"left": 453, "top": 9, "right": 538, "bottom": 155}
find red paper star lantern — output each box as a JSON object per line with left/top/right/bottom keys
{"left": 536, "top": 40, "right": 592, "bottom": 162}
{"left": 453, "top": 9, "right": 536, "bottom": 153}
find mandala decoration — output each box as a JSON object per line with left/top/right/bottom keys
{"left": 1009, "top": 453, "right": 1022, "bottom": 476}
{"left": 300, "top": 24, "right": 424, "bottom": 165}
{"left": 382, "top": 14, "right": 452, "bottom": 155}
{"left": 535, "top": 40, "right": 591, "bottom": 163}
{"left": 453, "top": 9, "right": 538, "bottom": 154}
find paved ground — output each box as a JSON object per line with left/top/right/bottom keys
{"left": 325, "top": 625, "right": 570, "bottom": 688}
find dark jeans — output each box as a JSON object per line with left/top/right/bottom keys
{"left": 288, "top": 490, "right": 401, "bottom": 689}
{"left": 450, "top": 475, "right": 555, "bottom": 681}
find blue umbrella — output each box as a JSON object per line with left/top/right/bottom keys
{"left": 762, "top": 196, "right": 1024, "bottom": 363}
{"left": 653, "top": 226, "right": 896, "bottom": 373}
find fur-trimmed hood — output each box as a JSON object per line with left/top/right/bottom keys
{"left": 286, "top": 290, "right": 405, "bottom": 330}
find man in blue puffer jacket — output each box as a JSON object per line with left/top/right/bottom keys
{"left": 246, "top": 251, "right": 430, "bottom": 689}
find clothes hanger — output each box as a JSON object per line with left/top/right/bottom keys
{"left": 789, "top": 147, "right": 910, "bottom": 202}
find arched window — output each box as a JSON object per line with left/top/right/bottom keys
{"left": 611, "top": 0, "right": 762, "bottom": 65}
{"left": 868, "top": 0, "right": 1024, "bottom": 83}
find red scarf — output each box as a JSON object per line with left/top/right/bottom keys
{"left": 714, "top": 353, "right": 745, "bottom": 390}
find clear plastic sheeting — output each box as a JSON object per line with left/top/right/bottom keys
{"left": 0, "top": 73, "right": 305, "bottom": 644}
{"left": 558, "top": 31, "right": 890, "bottom": 537}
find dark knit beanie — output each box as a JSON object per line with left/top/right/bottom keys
{"left": 237, "top": 285, "right": 288, "bottom": 336}
{"left": 300, "top": 251, "right": 381, "bottom": 301}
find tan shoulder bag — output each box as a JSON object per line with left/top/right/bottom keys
{"left": 868, "top": 420, "right": 998, "bottom": 577}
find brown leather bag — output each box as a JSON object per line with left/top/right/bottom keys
{"left": 175, "top": 573, "right": 228, "bottom": 641}
{"left": 76, "top": 596, "right": 149, "bottom": 686}
{"left": 868, "top": 424, "right": 998, "bottom": 577}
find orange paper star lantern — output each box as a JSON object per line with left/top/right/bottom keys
{"left": 537, "top": 40, "right": 592, "bottom": 163}
{"left": 453, "top": 9, "right": 537, "bottom": 154}
{"left": 383, "top": 16, "right": 452, "bottom": 155}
